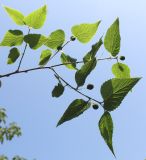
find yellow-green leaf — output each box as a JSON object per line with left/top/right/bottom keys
{"left": 104, "top": 18, "right": 121, "bottom": 57}
{"left": 71, "top": 21, "right": 101, "bottom": 43}
{"left": 60, "top": 53, "right": 77, "bottom": 70}
{"left": 112, "top": 63, "right": 130, "bottom": 78}
{"left": 4, "top": 6, "right": 24, "bottom": 25}
{"left": 24, "top": 5, "right": 47, "bottom": 29}
{"left": 45, "top": 30, "right": 65, "bottom": 49}
{"left": 0, "top": 30, "right": 23, "bottom": 47}
{"left": 39, "top": 49, "right": 52, "bottom": 66}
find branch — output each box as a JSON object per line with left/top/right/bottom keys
{"left": 17, "top": 28, "right": 31, "bottom": 71}
{"left": 0, "top": 57, "right": 117, "bottom": 79}
{"left": 50, "top": 67, "right": 103, "bottom": 105}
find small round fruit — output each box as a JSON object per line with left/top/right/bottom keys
{"left": 87, "top": 84, "right": 94, "bottom": 90}
{"left": 120, "top": 56, "right": 125, "bottom": 61}
{"left": 57, "top": 46, "right": 63, "bottom": 51}
{"left": 92, "top": 104, "right": 99, "bottom": 110}
{"left": 70, "top": 36, "right": 76, "bottom": 41}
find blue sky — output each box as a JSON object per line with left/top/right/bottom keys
{"left": 0, "top": 0, "right": 146, "bottom": 160}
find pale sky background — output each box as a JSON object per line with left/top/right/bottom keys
{"left": 0, "top": 0, "right": 146, "bottom": 160}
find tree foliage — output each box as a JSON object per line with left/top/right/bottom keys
{"left": 0, "top": 4, "right": 141, "bottom": 159}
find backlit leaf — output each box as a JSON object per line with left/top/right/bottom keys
{"left": 52, "top": 83, "right": 64, "bottom": 98}
{"left": 0, "top": 30, "right": 23, "bottom": 47}
{"left": 4, "top": 6, "right": 24, "bottom": 25}
{"left": 57, "top": 99, "right": 90, "bottom": 126}
{"left": 60, "top": 53, "right": 77, "bottom": 70}
{"left": 24, "top": 34, "right": 46, "bottom": 49}
{"left": 7, "top": 48, "right": 20, "bottom": 64}
{"left": 45, "top": 30, "right": 65, "bottom": 49}
{"left": 71, "top": 21, "right": 101, "bottom": 43}
{"left": 99, "top": 112, "right": 115, "bottom": 156}
{"left": 75, "top": 58, "right": 97, "bottom": 87}
{"left": 39, "top": 49, "right": 52, "bottom": 66}
{"left": 83, "top": 37, "right": 103, "bottom": 63}
{"left": 24, "top": 5, "right": 47, "bottom": 29}
{"left": 101, "top": 78, "right": 141, "bottom": 111}
{"left": 112, "top": 63, "right": 130, "bottom": 78}
{"left": 104, "top": 18, "right": 121, "bottom": 57}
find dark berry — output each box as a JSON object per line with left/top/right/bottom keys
{"left": 70, "top": 36, "right": 76, "bottom": 41}
{"left": 120, "top": 56, "right": 125, "bottom": 61}
{"left": 87, "top": 84, "right": 94, "bottom": 90}
{"left": 57, "top": 46, "right": 63, "bottom": 51}
{"left": 92, "top": 104, "right": 99, "bottom": 110}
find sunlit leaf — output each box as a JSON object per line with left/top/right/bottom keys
{"left": 57, "top": 99, "right": 90, "bottom": 126}
{"left": 39, "top": 49, "right": 52, "bottom": 66}
{"left": 99, "top": 112, "right": 115, "bottom": 156}
{"left": 104, "top": 18, "right": 121, "bottom": 57}
{"left": 112, "top": 63, "right": 130, "bottom": 78}
{"left": 24, "top": 5, "right": 47, "bottom": 29}
{"left": 0, "top": 30, "right": 23, "bottom": 47}
{"left": 4, "top": 6, "right": 25, "bottom": 25}
{"left": 45, "top": 30, "right": 65, "bottom": 49}
{"left": 71, "top": 21, "right": 101, "bottom": 43}
{"left": 101, "top": 78, "right": 141, "bottom": 111}
{"left": 7, "top": 48, "right": 20, "bottom": 64}
{"left": 60, "top": 53, "right": 77, "bottom": 70}
{"left": 24, "top": 34, "right": 46, "bottom": 49}
{"left": 83, "top": 37, "right": 103, "bottom": 63}
{"left": 75, "top": 58, "right": 97, "bottom": 87}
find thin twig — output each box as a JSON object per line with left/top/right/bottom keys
{"left": 50, "top": 67, "right": 103, "bottom": 105}
{"left": 0, "top": 57, "right": 117, "bottom": 79}
{"left": 17, "top": 28, "right": 31, "bottom": 71}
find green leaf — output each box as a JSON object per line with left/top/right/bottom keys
{"left": 52, "top": 83, "right": 64, "bottom": 98}
{"left": 112, "top": 63, "right": 130, "bottom": 78}
{"left": 4, "top": 6, "right": 25, "bottom": 25}
{"left": 71, "top": 21, "right": 101, "bottom": 43}
{"left": 75, "top": 58, "right": 97, "bottom": 87}
{"left": 0, "top": 30, "right": 23, "bottom": 47}
{"left": 60, "top": 53, "right": 77, "bottom": 70}
{"left": 7, "top": 48, "right": 20, "bottom": 64}
{"left": 57, "top": 99, "right": 90, "bottom": 126}
{"left": 44, "top": 30, "right": 65, "bottom": 49}
{"left": 24, "top": 5, "right": 47, "bottom": 29}
{"left": 24, "top": 34, "right": 46, "bottom": 49}
{"left": 101, "top": 78, "right": 141, "bottom": 111}
{"left": 39, "top": 49, "right": 52, "bottom": 66}
{"left": 99, "top": 112, "right": 115, "bottom": 156}
{"left": 104, "top": 18, "right": 121, "bottom": 57}
{"left": 83, "top": 37, "right": 103, "bottom": 63}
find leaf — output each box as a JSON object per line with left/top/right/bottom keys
{"left": 60, "top": 53, "right": 77, "bottom": 70}
{"left": 24, "top": 34, "right": 46, "bottom": 49}
{"left": 57, "top": 99, "right": 90, "bottom": 126}
{"left": 104, "top": 18, "right": 121, "bottom": 57}
{"left": 99, "top": 112, "right": 115, "bottom": 156}
{"left": 24, "top": 5, "right": 47, "bottom": 29}
{"left": 7, "top": 48, "right": 20, "bottom": 64}
{"left": 0, "top": 30, "right": 23, "bottom": 47}
{"left": 52, "top": 83, "right": 64, "bottom": 98}
{"left": 39, "top": 49, "right": 52, "bottom": 66}
{"left": 75, "top": 58, "right": 97, "bottom": 87}
{"left": 71, "top": 21, "right": 101, "bottom": 43}
{"left": 112, "top": 63, "right": 130, "bottom": 78}
{"left": 4, "top": 6, "right": 25, "bottom": 25}
{"left": 83, "top": 37, "right": 103, "bottom": 63}
{"left": 44, "top": 30, "right": 65, "bottom": 49}
{"left": 101, "top": 78, "right": 141, "bottom": 111}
